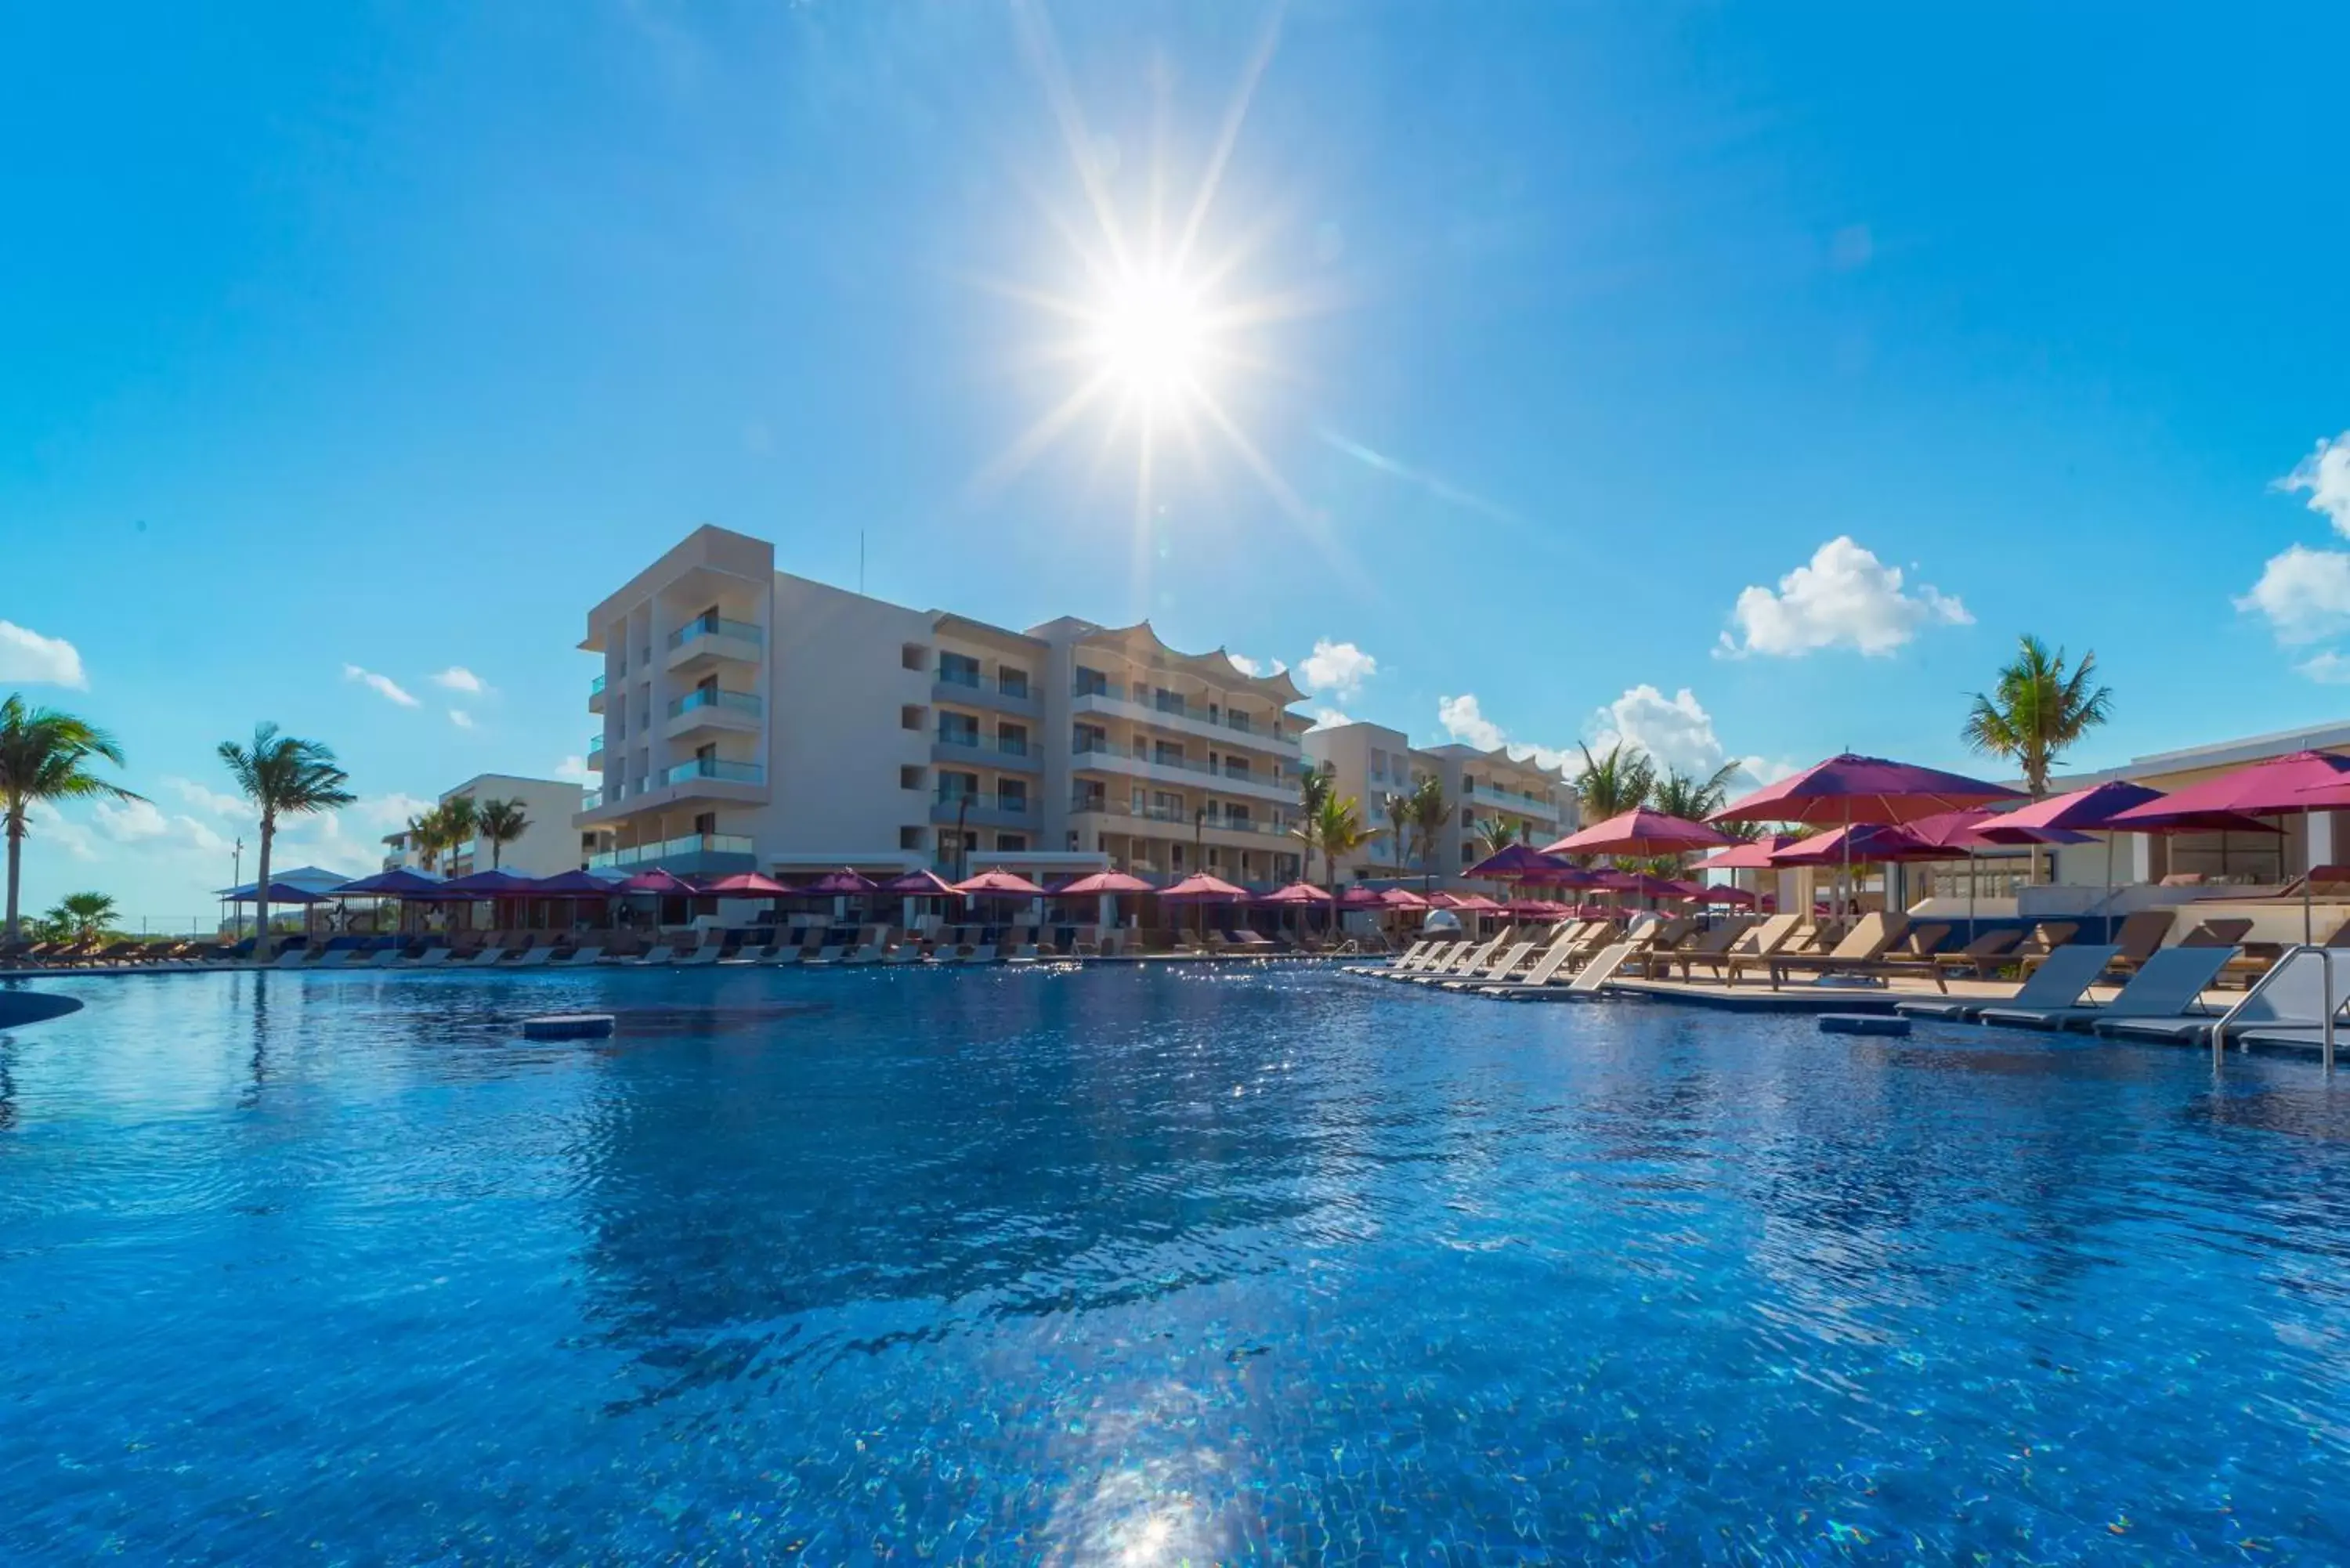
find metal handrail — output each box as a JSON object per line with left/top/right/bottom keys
{"left": 2211, "top": 943, "right": 2337, "bottom": 1072}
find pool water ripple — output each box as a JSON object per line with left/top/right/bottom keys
{"left": 5, "top": 964, "right": 2350, "bottom": 1561}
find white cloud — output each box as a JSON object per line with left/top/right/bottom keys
{"left": 1296, "top": 639, "right": 1378, "bottom": 700}
{"left": 342, "top": 664, "right": 419, "bottom": 707}
{"left": 1718, "top": 537, "right": 1971, "bottom": 658}
{"left": 1585, "top": 685, "right": 1787, "bottom": 792}
{"left": 432, "top": 666, "right": 490, "bottom": 695}
{"left": 2298, "top": 651, "right": 2350, "bottom": 685}
{"left": 351, "top": 792, "right": 435, "bottom": 831}
{"left": 555, "top": 755, "right": 596, "bottom": 783}
{"left": 448, "top": 708, "right": 475, "bottom": 729}
{"left": 2277, "top": 431, "right": 2350, "bottom": 538}
{"left": 0, "top": 620, "right": 88, "bottom": 688}
{"left": 1306, "top": 707, "right": 1354, "bottom": 732}
{"left": 164, "top": 775, "right": 248, "bottom": 818}
{"left": 2236, "top": 544, "right": 2350, "bottom": 645}
{"left": 175, "top": 815, "right": 231, "bottom": 856}
{"left": 92, "top": 797, "right": 171, "bottom": 843}
{"left": 1226, "top": 652, "right": 1287, "bottom": 680}
{"left": 1436, "top": 693, "right": 1569, "bottom": 772}
{"left": 25, "top": 800, "right": 100, "bottom": 862}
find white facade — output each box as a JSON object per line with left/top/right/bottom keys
{"left": 574, "top": 526, "right": 1311, "bottom": 884}
{"left": 381, "top": 774, "right": 587, "bottom": 878}
{"left": 1302, "top": 721, "right": 1576, "bottom": 885}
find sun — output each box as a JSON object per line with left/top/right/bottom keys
{"left": 1092, "top": 269, "right": 1209, "bottom": 403}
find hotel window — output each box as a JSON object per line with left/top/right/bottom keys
{"left": 898, "top": 826, "right": 924, "bottom": 851}
{"left": 938, "top": 712, "right": 979, "bottom": 746}
{"left": 998, "top": 780, "right": 1029, "bottom": 812}
{"left": 1074, "top": 723, "right": 1108, "bottom": 753}
{"left": 1152, "top": 790, "right": 1182, "bottom": 820}
{"left": 901, "top": 705, "right": 924, "bottom": 731}
{"left": 997, "top": 722, "right": 1029, "bottom": 756}
{"left": 898, "top": 765, "right": 924, "bottom": 791}
{"left": 692, "top": 812, "right": 716, "bottom": 836}
{"left": 1460, "top": 807, "right": 1475, "bottom": 829}
{"left": 996, "top": 833, "right": 1028, "bottom": 852}
{"left": 1225, "top": 758, "right": 1251, "bottom": 782}
{"left": 938, "top": 651, "right": 982, "bottom": 689}
{"left": 938, "top": 771, "right": 979, "bottom": 800}
{"left": 999, "top": 667, "right": 1030, "bottom": 699}
{"left": 1154, "top": 741, "right": 1184, "bottom": 768}
{"left": 1227, "top": 805, "right": 1253, "bottom": 829}
{"left": 1154, "top": 686, "right": 1184, "bottom": 714}
{"left": 1075, "top": 667, "right": 1109, "bottom": 697}
{"left": 901, "top": 643, "right": 928, "bottom": 671}
{"left": 1073, "top": 782, "right": 1106, "bottom": 812}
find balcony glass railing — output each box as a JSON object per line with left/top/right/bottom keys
{"left": 667, "top": 616, "right": 763, "bottom": 652}
{"left": 1070, "top": 676, "right": 1291, "bottom": 742}
{"left": 1068, "top": 797, "right": 1291, "bottom": 836}
{"left": 667, "top": 688, "right": 762, "bottom": 720}
{"left": 587, "top": 833, "right": 756, "bottom": 872}
{"left": 936, "top": 665, "right": 982, "bottom": 689}
{"left": 935, "top": 790, "right": 1030, "bottom": 814}
{"left": 588, "top": 733, "right": 605, "bottom": 755}
{"left": 935, "top": 732, "right": 1030, "bottom": 758}
{"left": 589, "top": 674, "right": 606, "bottom": 698}
{"left": 1071, "top": 742, "right": 1289, "bottom": 787}
{"left": 580, "top": 789, "right": 603, "bottom": 811}
{"left": 663, "top": 757, "right": 765, "bottom": 786}
{"left": 1465, "top": 781, "right": 1557, "bottom": 812}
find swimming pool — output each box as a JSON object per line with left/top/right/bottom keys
{"left": 4, "top": 965, "right": 2347, "bottom": 1562}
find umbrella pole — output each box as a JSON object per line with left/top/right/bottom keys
{"left": 2298, "top": 811, "right": 2312, "bottom": 945}
{"left": 2105, "top": 833, "right": 2116, "bottom": 942}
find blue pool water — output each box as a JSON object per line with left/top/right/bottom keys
{"left": 5, "top": 966, "right": 2350, "bottom": 1563}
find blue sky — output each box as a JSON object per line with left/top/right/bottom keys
{"left": 5, "top": 2, "right": 2348, "bottom": 921}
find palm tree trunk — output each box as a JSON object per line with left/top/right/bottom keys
{"left": 3, "top": 811, "right": 22, "bottom": 942}
{"left": 254, "top": 818, "right": 274, "bottom": 959}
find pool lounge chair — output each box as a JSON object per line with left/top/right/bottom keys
{"left": 1471, "top": 938, "right": 1582, "bottom": 996}
{"left": 1639, "top": 919, "right": 1750, "bottom": 981}
{"left": 1762, "top": 914, "right": 1946, "bottom": 992}
{"left": 1486, "top": 940, "right": 1641, "bottom": 1001}
{"left": 1438, "top": 939, "right": 1540, "bottom": 990}
{"left": 551, "top": 940, "right": 606, "bottom": 967}
{"left": 1405, "top": 937, "right": 1502, "bottom": 983}
{"left": 674, "top": 932, "right": 726, "bottom": 966}
{"left": 1929, "top": 927, "right": 2023, "bottom": 979}
{"left": 1893, "top": 944, "right": 2119, "bottom": 1022}
{"left": 2096, "top": 945, "right": 2350, "bottom": 1050}
{"left": 1712, "top": 915, "right": 1809, "bottom": 986}
{"left": 2025, "top": 910, "right": 2171, "bottom": 977}
{"left": 1975, "top": 945, "right": 2236, "bottom": 1032}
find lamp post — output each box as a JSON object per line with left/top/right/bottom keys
{"left": 231, "top": 836, "right": 244, "bottom": 941}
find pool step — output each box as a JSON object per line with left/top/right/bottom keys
{"left": 1818, "top": 1013, "right": 1911, "bottom": 1038}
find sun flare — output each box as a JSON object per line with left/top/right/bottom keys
{"left": 1092, "top": 270, "right": 1209, "bottom": 403}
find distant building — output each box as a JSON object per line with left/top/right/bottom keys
{"left": 573, "top": 526, "right": 1312, "bottom": 884}
{"left": 1303, "top": 721, "right": 1577, "bottom": 884}
{"left": 380, "top": 774, "right": 586, "bottom": 879}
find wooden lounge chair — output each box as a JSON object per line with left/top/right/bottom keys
{"left": 1763, "top": 913, "right": 1938, "bottom": 990}
{"left": 2026, "top": 911, "right": 2169, "bottom": 977}
{"left": 1713, "top": 915, "right": 1806, "bottom": 985}
{"left": 1650, "top": 919, "right": 1752, "bottom": 981}
{"left": 1930, "top": 927, "right": 2023, "bottom": 979}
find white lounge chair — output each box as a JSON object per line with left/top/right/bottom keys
{"left": 551, "top": 944, "right": 604, "bottom": 968}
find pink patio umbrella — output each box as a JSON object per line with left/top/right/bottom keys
{"left": 953, "top": 868, "right": 1047, "bottom": 896}
{"left": 1259, "top": 879, "right": 1335, "bottom": 940}
{"left": 1159, "top": 870, "right": 1249, "bottom": 939}
{"left": 1055, "top": 869, "right": 1156, "bottom": 930}
{"left": 878, "top": 869, "right": 958, "bottom": 896}
{"left": 1903, "top": 808, "right": 2092, "bottom": 939}
{"left": 1695, "top": 834, "right": 1804, "bottom": 871}
{"left": 1378, "top": 887, "right": 1431, "bottom": 909}
{"left": 1681, "top": 883, "right": 1756, "bottom": 907}
{"left": 804, "top": 869, "right": 881, "bottom": 896}
{"left": 1542, "top": 807, "right": 1736, "bottom": 859}
{"left": 620, "top": 867, "right": 695, "bottom": 896}
{"left": 1983, "top": 780, "right": 2280, "bottom": 930}
{"left": 1336, "top": 885, "right": 1386, "bottom": 909}
{"left": 1716, "top": 753, "right": 2024, "bottom": 919}
{"left": 2110, "top": 751, "right": 2350, "bottom": 941}
{"left": 696, "top": 871, "right": 792, "bottom": 897}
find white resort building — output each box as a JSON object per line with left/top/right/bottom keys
{"left": 380, "top": 774, "right": 588, "bottom": 879}
{"left": 574, "top": 526, "right": 1314, "bottom": 885}
{"left": 1302, "top": 721, "right": 1577, "bottom": 884}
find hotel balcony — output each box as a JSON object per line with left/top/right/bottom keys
{"left": 588, "top": 673, "right": 606, "bottom": 714}
{"left": 664, "top": 614, "right": 763, "bottom": 676}
{"left": 577, "top": 755, "right": 768, "bottom": 826}
{"left": 1069, "top": 683, "right": 1302, "bottom": 757}
{"left": 927, "top": 790, "right": 1035, "bottom": 832}
{"left": 1069, "top": 796, "right": 1294, "bottom": 848}
{"left": 586, "top": 733, "right": 606, "bottom": 771}
{"left": 1069, "top": 742, "right": 1296, "bottom": 805}
{"left": 1462, "top": 780, "right": 1563, "bottom": 824}
{"left": 586, "top": 832, "right": 757, "bottom": 878}
{"left": 931, "top": 667, "right": 1041, "bottom": 720}
{"left": 664, "top": 687, "right": 762, "bottom": 743}
{"left": 931, "top": 733, "right": 1043, "bottom": 774}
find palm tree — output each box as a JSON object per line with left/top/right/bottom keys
{"left": 0, "top": 693, "right": 142, "bottom": 941}
{"left": 405, "top": 811, "right": 446, "bottom": 873}
{"left": 1406, "top": 777, "right": 1449, "bottom": 893}
{"left": 1307, "top": 791, "right": 1376, "bottom": 893}
{"left": 1383, "top": 790, "right": 1411, "bottom": 878}
{"left": 218, "top": 724, "right": 354, "bottom": 956}
{"left": 1572, "top": 742, "right": 1655, "bottom": 824}
{"left": 1962, "top": 635, "right": 2113, "bottom": 797}
{"left": 1963, "top": 635, "right": 2115, "bottom": 881}
{"left": 1473, "top": 817, "right": 1524, "bottom": 859}
{"left": 439, "top": 795, "right": 479, "bottom": 868}
{"left": 50, "top": 890, "right": 117, "bottom": 940}
{"left": 476, "top": 797, "right": 529, "bottom": 869}
{"left": 1650, "top": 763, "right": 1741, "bottom": 826}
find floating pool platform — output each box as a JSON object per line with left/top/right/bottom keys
{"left": 1604, "top": 979, "right": 1907, "bottom": 1014}
{"left": 520, "top": 1013, "right": 616, "bottom": 1040}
